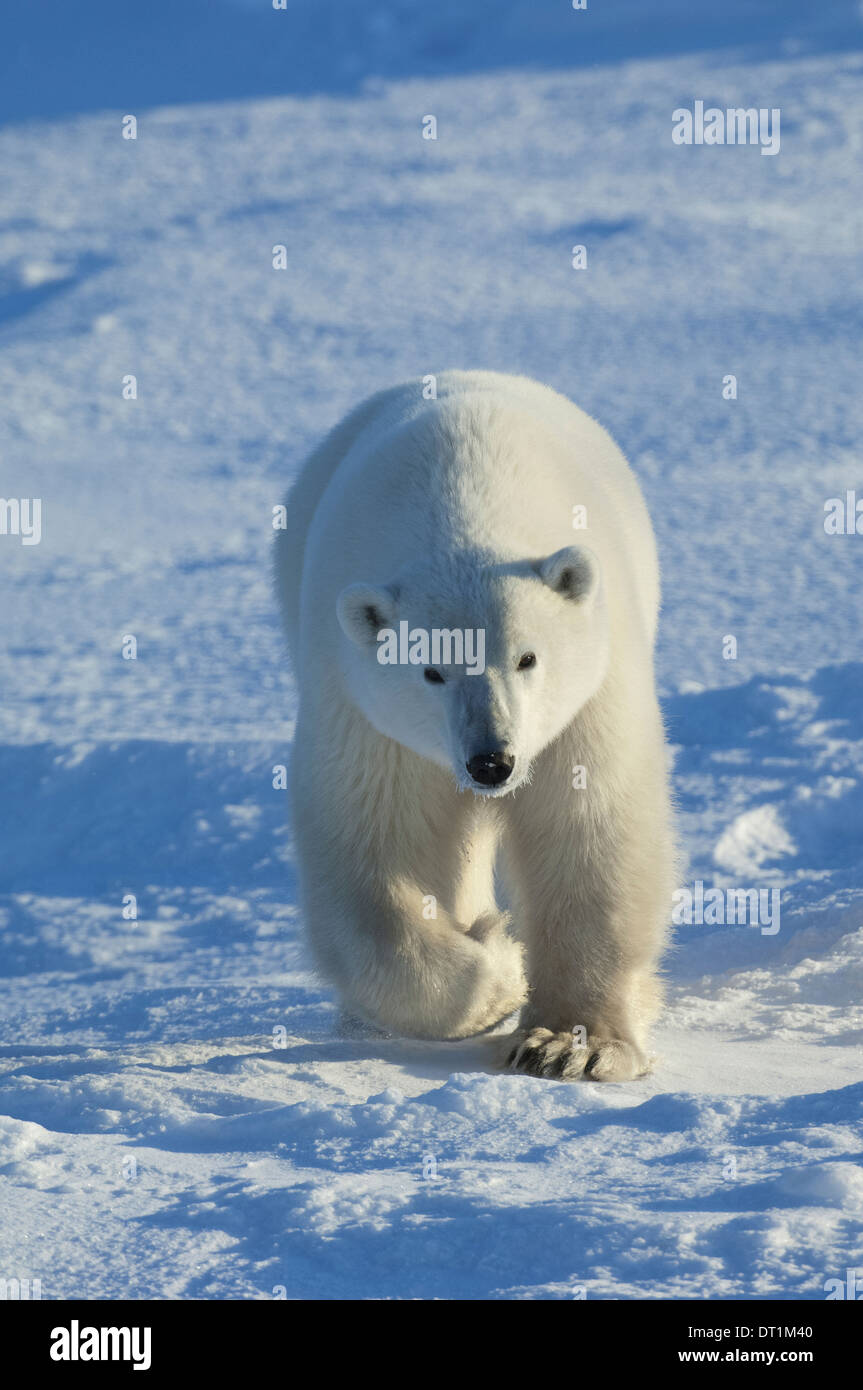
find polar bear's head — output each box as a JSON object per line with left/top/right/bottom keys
{"left": 336, "top": 545, "right": 609, "bottom": 795}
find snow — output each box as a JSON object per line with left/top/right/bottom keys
{"left": 1, "top": 2, "right": 862, "bottom": 1300}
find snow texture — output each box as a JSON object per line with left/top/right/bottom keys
{"left": 0, "top": 0, "right": 861, "bottom": 1300}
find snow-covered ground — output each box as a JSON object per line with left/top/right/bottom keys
{"left": 1, "top": 2, "right": 862, "bottom": 1299}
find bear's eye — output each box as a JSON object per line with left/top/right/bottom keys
{"left": 424, "top": 668, "right": 445, "bottom": 684}
{"left": 517, "top": 652, "right": 536, "bottom": 670}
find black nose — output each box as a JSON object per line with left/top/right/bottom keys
{"left": 466, "top": 751, "right": 515, "bottom": 787}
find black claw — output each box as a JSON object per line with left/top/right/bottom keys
{"left": 510, "top": 1045, "right": 538, "bottom": 1074}
{"left": 584, "top": 1050, "right": 601, "bottom": 1075}
{"left": 521, "top": 1048, "right": 548, "bottom": 1077}
{"left": 545, "top": 1048, "right": 572, "bottom": 1079}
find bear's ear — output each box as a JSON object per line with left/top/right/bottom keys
{"left": 336, "top": 582, "right": 399, "bottom": 646}
{"left": 534, "top": 545, "right": 599, "bottom": 605}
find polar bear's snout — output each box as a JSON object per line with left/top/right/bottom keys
{"left": 465, "top": 749, "right": 515, "bottom": 788}
{"left": 450, "top": 667, "right": 520, "bottom": 792}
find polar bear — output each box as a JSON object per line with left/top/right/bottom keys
{"left": 275, "top": 371, "right": 675, "bottom": 1081}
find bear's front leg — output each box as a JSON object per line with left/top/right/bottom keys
{"left": 291, "top": 708, "right": 526, "bottom": 1039}
{"left": 501, "top": 702, "right": 674, "bottom": 1082}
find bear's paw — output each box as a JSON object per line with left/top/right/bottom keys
{"left": 504, "top": 1028, "right": 650, "bottom": 1082}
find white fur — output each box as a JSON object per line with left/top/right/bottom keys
{"left": 275, "top": 371, "right": 675, "bottom": 1078}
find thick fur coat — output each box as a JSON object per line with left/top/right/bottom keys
{"left": 275, "top": 371, "right": 675, "bottom": 1080}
